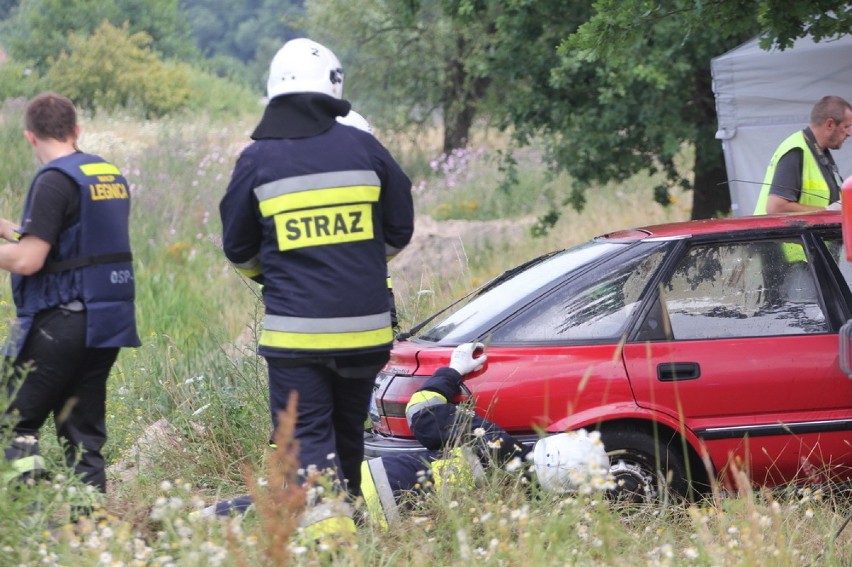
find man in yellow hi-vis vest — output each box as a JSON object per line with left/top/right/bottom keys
{"left": 754, "top": 96, "right": 852, "bottom": 215}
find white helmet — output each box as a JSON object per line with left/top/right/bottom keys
{"left": 336, "top": 110, "right": 373, "bottom": 134}
{"left": 533, "top": 430, "right": 610, "bottom": 493}
{"left": 266, "top": 38, "right": 344, "bottom": 100}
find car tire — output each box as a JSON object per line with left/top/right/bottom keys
{"left": 599, "top": 428, "right": 689, "bottom": 506}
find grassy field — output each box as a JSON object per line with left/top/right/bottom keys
{"left": 0, "top": 106, "right": 849, "bottom": 566}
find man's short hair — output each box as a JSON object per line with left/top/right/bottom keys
{"left": 24, "top": 92, "right": 77, "bottom": 141}
{"left": 811, "top": 95, "right": 852, "bottom": 126}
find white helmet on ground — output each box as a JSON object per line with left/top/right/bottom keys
{"left": 337, "top": 110, "right": 373, "bottom": 134}
{"left": 533, "top": 430, "right": 610, "bottom": 494}
{"left": 267, "top": 38, "right": 344, "bottom": 100}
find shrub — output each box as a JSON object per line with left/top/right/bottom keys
{"left": 44, "top": 21, "right": 192, "bottom": 117}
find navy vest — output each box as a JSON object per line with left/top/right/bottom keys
{"left": 7, "top": 152, "right": 140, "bottom": 355}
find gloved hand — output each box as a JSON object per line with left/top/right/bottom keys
{"left": 449, "top": 342, "right": 487, "bottom": 375}
{"left": 826, "top": 201, "right": 842, "bottom": 211}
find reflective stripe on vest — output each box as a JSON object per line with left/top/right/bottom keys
{"left": 405, "top": 390, "right": 448, "bottom": 423}
{"left": 431, "top": 447, "right": 485, "bottom": 492}
{"left": 80, "top": 162, "right": 121, "bottom": 176}
{"left": 360, "top": 458, "right": 400, "bottom": 531}
{"left": 259, "top": 312, "right": 393, "bottom": 350}
{"left": 754, "top": 131, "right": 831, "bottom": 214}
{"left": 2, "top": 455, "right": 46, "bottom": 484}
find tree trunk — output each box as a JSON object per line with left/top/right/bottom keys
{"left": 691, "top": 152, "right": 730, "bottom": 220}
{"left": 690, "top": 68, "right": 732, "bottom": 220}
{"left": 441, "top": 37, "right": 489, "bottom": 154}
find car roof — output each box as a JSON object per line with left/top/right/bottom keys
{"left": 599, "top": 210, "right": 841, "bottom": 242}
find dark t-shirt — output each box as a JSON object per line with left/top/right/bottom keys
{"left": 20, "top": 169, "right": 79, "bottom": 246}
{"left": 768, "top": 128, "right": 841, "bottom": 205}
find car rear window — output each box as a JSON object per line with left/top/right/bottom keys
{"left": 416, "top": 241, "right": 629, "bottom": 343}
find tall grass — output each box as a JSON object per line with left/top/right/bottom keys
{"left": 0, "top": 108, "right": 848, "bottom": 566}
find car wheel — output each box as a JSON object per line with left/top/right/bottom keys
{"left": 599, "top": 428, "right": 689, "bottom": 506}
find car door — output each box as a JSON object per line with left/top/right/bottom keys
{"left": 624, "top": 234, "right": 852, "bottom": 486}
{"left": 479, "top": 244, "right": 670, "bottom": 431}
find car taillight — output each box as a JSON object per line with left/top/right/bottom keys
{"left": 370, "top": 372, "right": 430, "bottom": 436}
{"left": 380, "top": 401, "right": 408, "bottom": 418}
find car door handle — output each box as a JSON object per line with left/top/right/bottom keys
{"left": 657, "top": 362, "right": 701, "bottom": 382}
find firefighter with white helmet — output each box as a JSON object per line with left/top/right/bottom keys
{"left": 219, "top": 37, "right": 413, "bottom": 540}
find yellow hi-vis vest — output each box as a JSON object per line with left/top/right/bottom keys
{"left": 754, "top": 131, "right": 831, "bottom": 214}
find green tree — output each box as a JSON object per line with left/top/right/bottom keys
{"left": 45, "top": 21, "right": 192, "bottom": 116}
{"left": 307, "top": 0, "right": 850, "bottom": 220}
{"left": 180, "top": 0, "right": 305, "bottom": 87}
{"left": 305, "top": 0, "right": 495, "bottom": 153}
{"left": 1, "top": 0, "right": 196, "bottom": 73}
{"left": 558, "top": 0, "right": 852, "bottom": 219}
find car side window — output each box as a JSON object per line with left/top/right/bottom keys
{"left": 659, "top": 239, "right": 828, "bottom": 339}
{"left": 493, "top": 249, "right": 667, "bottom": 342}
{"left": 820, "top": 236, "right": 852, "bottom": 294}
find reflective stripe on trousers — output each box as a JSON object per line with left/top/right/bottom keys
{"left": 1, "top": 455, "right": 46, "bottom": 484}
{"left": 431, "top": 447, "right": 485, "bottom": 491}
{"left": 360, "top": 458, "right": 400, "bottom": 530}
{"left": 300, "top": 500, "right": 356, "bottom": 541}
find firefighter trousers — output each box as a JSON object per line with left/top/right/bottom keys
{"left": 266, "top": 352, "right": 388, "bottom": 496}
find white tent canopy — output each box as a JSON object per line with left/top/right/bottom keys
{"left": 711, "top": 34, "right": 852, "bottom": 216}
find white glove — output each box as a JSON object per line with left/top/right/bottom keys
{"left": 449, "top": 342, "right": 487, "bottom": 375}
{"left": 826, "top": 201, "right": 842, "bottom": 211}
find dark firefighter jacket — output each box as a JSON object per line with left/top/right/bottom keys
{"left": 219, "top": 94, "right": 414, "bottom": 359}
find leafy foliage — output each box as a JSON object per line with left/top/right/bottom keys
{"left": 306, "top": 0, "right": 850, "bottom": 221}
{"left": 181, "top": 0, "right": 306, "bottom": 86}
{"left": 307, "top": 1, "right": 447, "bottom": 143}
{"left": 0, "top": 0, "right": 196, "bottom": 73}
{"left": 44, "top": 22, "right": 193, "bottom": 116}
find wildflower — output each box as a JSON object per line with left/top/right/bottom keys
{"left": 473, "top": 427, "right": 486, "bottom": 438}
{"left": 191, "top": 404, "right": 210, "bottom": 416}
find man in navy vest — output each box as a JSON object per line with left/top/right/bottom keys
{"left": 0, "top": 92, "right": 140, "bottom": 494}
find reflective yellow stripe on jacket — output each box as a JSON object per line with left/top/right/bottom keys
{"left": 255, "top": 171, "right": 381, "bottom": 252}
{"left": 259, "top": 312, "right": 393, "bottom": 350}
{"left": 405, "top": 390, "right": 448, "bottom": 423}
{"left": 231, "top": 254, "right": 261, "bottom": 278}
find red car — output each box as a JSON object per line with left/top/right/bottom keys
{"left": 367, "top": 211, "right": 852, "bottom": 502}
